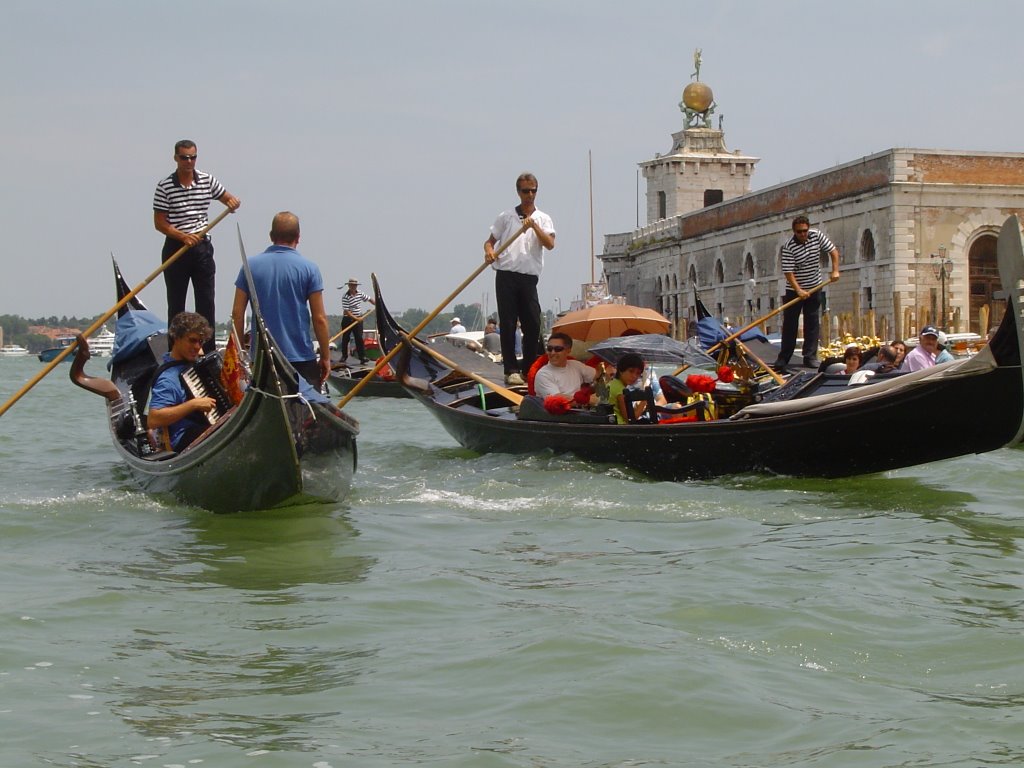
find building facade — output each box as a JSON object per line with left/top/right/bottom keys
{"left": 601, "top": 106, "right": 1024, "bottom": 342}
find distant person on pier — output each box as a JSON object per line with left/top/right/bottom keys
{"left": 484, "top": 172, "right": 556, "bottom": 386}
{"left": 153, "top": 139, "right": 240, "bottom": 352}
{"left": 771, "top": 215, "right": 840, "bottom": 371}
{"left": 231, "top": 211, "right": 331, "bottom": 389}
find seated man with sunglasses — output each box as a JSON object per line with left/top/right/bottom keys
{"left": 533, "top": 332, "right": 596, "bottom": 398}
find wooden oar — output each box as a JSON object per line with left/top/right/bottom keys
{"left": 707, "top": 280, "right": 831, "bottom": 356}
{"left": 672, "top": 279, "right": 832, "bottom": 379}
{"left": 406, "top": 335, "right": 523, "bottom": 405}
{"left": 0, "top": 208, "right": 234, "bottom": 419}
{"left": 335, "top": 221, "right": 530, "bottom": 409}
{"left": 328, "top": 309, "right": 373, "bottom": 345}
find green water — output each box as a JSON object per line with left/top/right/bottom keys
{"left": 1, "top": 358, "right": 1022, "bottom": 767}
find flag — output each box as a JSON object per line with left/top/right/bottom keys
{"left": 220, "top": 334, "right": 245, "bottom": 405}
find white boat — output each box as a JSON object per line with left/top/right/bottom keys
{"left": 0, "top": 344, "right": 30, "bottom": 357}
{"left": 88, "top": 326, "right": 116, "bottom": 357}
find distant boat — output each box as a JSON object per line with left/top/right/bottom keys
{"left": 38, "top": 337, "right": 77, "bottom": 363}
{"left": 0, "top": 344, "right": 30, "bottom": 357}
{"left": 88, "top": 325, "right": 116, "bottom": 357}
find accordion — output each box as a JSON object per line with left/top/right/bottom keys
{"left": 181, "top": 354, "right": 235, "bottom": 426}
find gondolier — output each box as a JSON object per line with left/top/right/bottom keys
{"left": 153, "top": 139, "right": 240, "bottom": 351}
{"left": 339, "top": 278, "right": 374, "bottom": 364}
{"left": 772, "top": 215, "right": 840, "bottom": 371}
{"left": 484, "top": 172, "right": 556, "bottom": 386}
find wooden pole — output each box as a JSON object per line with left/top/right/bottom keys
{"left": 0, "top": 207, "right": 234, "bottom": 418}
{"left": 335, "top": 222, "right": 529, "bottom": 408}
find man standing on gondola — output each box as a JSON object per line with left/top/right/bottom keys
{"left": 153, "top": 139, "right": 240, "bottom": 352}
{"left": 231, "top": 212, "right": 331, "bottom": 389}
{"left": 484, "top": 172, "right": 556, "bottom": 386}
{"left": 339, "top": 278, "right": 375, "bottom": 365}
{"left": 772, "top": 215, "right": 840, "bottom": 372}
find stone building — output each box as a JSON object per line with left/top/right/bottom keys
{"left": 600, "top": 83, "right": 1024, "bottom": 342}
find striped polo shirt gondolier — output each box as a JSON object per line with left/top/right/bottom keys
{"left": 153, "top": 139, "right": 240, "bottom": 352}
{"left": 773, "top": 215, "right": 841, "bottom": 371}
{"left": 338, "top": 278, "right": 375, "bottom": 365}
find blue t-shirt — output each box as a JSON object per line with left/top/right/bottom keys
{"left": 148, "top": 353, "right": 195, "bottom": 450}
{"left": 235, "top": 245, "right": 324, "bottom": 363}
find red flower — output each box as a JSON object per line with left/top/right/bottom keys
{"left": 685, "top": 374, "right": 716, "bottom": 394}
{"left": 543, "top": 394, "right": 573, "bottom": 415}
{"left": 573, "top": 385, "right": 593, "bottom": 406}
{"left": 717, "top": 365, "right": 734, "bottom": 383}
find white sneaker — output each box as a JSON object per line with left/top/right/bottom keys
{"left": 505, "top": 372, "right": 525, "bottom": 386}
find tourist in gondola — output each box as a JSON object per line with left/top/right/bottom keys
{"left": 484, "top": 172, "right": 556, "bottom": 386}
{"left": 147, "top": 312, "right": 218, "bottom": 451}
{"left": 890, "top": 340, "right": 907, "bottom": 367}
{"left": 608, "top": 353, "right": 647, "bottom": 424}
{"left": 534, "top": 332, "right": 596, "bottom": 398}
{"left": 901, "top": 325, "right": 940, "bottom": 372}
{"left": 772, "top": 215, "right": 841, "bottom": 371}
{"left": 935, "top": 331, "right": 955, "bottom": 363}
{"left": 153, "top": 139, "right": 240, "bottom": 352}
{"left": 231, "top": 211, "right": 331, "bottom": 389}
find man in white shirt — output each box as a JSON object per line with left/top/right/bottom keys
{"left": 534, "top": 332, "right": 596, "bottom": 397}
{"left": 484, "top": 172, "right": 556, "bottom": 386}
{"left": 449, "top": 316, "right": 467, "bottom": 334}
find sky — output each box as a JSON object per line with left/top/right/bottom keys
{"left": 3, "top": 0, "right": 1023, "bottom": 326}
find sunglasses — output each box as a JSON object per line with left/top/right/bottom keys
{"left": 518, "top": 188, "right": 538, "bottom": 194}
{"left": 794, "top": 227, "right": 809, "bottom": 234}
{"left": 177, "top": 154, "right": 198, "bottom": 161}
{"left": 545, "top": 345, "right": 567, "bottom": 352}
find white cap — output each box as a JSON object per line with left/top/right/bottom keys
{"left": 451, "top": 317, "right": 461, "bottom": 324}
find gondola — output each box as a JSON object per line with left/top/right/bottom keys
{"left": 326, "top": 361, "right": 410, "bottom": 399}
{"left": 69, "top": 259, "right": 358, "bottom": 512}
{"left": 376, "top": 216, "right": 1024, "bottom": 480}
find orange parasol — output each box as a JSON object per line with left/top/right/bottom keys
{"left": 551, "top": 304, "right": 670, "bottom": 342}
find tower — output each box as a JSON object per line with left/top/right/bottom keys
{"left": 640, "top": 50, "right": 759, "bottom": 222}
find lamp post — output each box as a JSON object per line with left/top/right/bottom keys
{"left": 931, "top": 245, "right": 953, "bottom": 328}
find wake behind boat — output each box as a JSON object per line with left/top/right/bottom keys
{"left": 70, "top": 261, "right": 358, "bottom": 512}
{"left": 377, "top": 216, "right": 1024, "bottom": 480}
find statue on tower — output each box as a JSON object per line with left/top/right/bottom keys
{"left": 679, "top": 48, "right": 718, "bottom": 129}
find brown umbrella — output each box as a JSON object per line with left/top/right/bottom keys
{"left": 552, "top": 304, "right": 670, "bottom": 342}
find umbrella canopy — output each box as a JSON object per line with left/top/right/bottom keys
{"left": 552, "top": 304, "right": 670, "bottom": 342}
{"left": 589, "top": 334, "right": 718, "bottom": 368}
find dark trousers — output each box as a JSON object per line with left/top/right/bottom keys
{"left": 292, "top": 359, "right": 323, "bottom": 391}
{"left": 341, "top": 319, "right": 366, "bottom": 362}
{"left": 778, "top": 289, "right": 822, "bottom": 364}
{"left": 163, "top": 237, "right": 216, "bottom": 352}
{"left": 495, "top": 270, "right": 542, "bottom": 374}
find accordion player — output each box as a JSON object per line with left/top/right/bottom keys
{"left": 181, "top": 354, "right": 235, "bottom": 426}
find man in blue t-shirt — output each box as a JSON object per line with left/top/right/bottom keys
{"left": 231, "top": 211, "right": 331, "bottom": 388}
{"left": 148, "top": 312, "right": 217, "bottom": 451}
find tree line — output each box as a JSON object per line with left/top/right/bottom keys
{"left": 1, "top": 301, "right": 504, "bottom": 352}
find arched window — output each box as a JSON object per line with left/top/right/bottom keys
{"left": 860, "top": 230, "right": 876, "bottom": 262}
{"left": 714, "top": 260, "right": 724, "bottom": 285}
{"left": 743, "top": 253, "right": 755, "bottom": 280}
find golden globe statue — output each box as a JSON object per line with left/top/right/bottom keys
{"left": 682, "top": 81, "right": 714, "bottom": 113}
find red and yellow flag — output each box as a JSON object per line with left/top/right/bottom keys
{"left": 220, "top": 335, "right": 245, "bottom": 405}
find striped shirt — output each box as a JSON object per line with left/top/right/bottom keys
{"left": 153, "top": 170, "right": 226, "bottom": 234}
{"left": 781, "top": 229, "right": 836, "bottom": 290}
{"left": 342, "top": 291, "right": 372, "bottom": 316}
